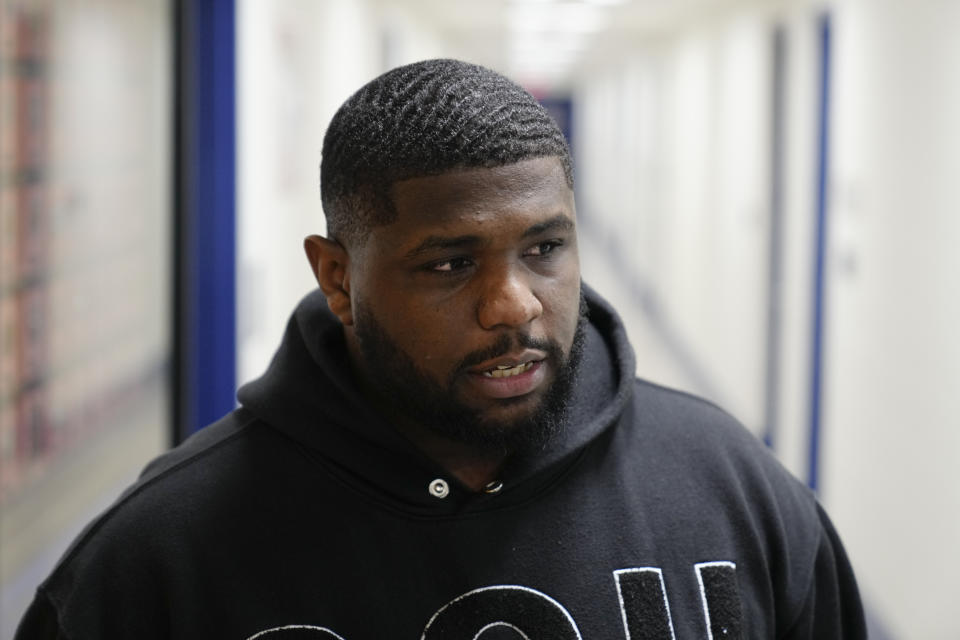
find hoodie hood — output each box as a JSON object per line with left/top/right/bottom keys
{"left": 237, "top": 283, "right": 635, "bottom": 515}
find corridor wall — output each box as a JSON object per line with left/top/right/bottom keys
{"left": 571, "top": 1, "right": 960, "bottom": 637}
{"left": 825, "top": 1, "right": 960, "bottom": 636}
{"left": 0, "top": 0, "right": 171, "bottom": 634}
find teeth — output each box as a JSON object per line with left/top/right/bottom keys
{"left": 483, "top": 362, "right": 534, "bottom": 378}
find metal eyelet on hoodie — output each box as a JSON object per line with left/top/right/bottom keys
{"left": 483, "top": 480, "right": 503, "bottom": 494}
{"left": 429, "top": 479, "right": 450, "bottom": 499}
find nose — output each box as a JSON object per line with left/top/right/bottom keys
{"left": 476, "top": 268, "right": 543, "bottom": 330}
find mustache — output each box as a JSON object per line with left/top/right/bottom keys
{"left": 455, "top": 333, "right": 562, "bottom": 373}
{"left": 454, "top": 290, "right": 589, "bottom": 375}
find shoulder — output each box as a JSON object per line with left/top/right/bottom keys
{"left": 618, "top": 378, "right": 824, "bottom": 553}
{"left": 136, "top": 407, "right": 277, "bottom": 485}
{"left": 619, "top": 379, "right": 838, "bottom": 622}
{"left": 625, "top": 378, "right": 813, "bottom": 508}
{"left": 37, "top": 410, "right": 290, "bottom": 606}
{"left": 630, "top": 377, "right": 750, "bottom": 437}
{"left": 626, "top": 377, "right": 779, "bottom": 470}
{"left": 138, "top": 408, "right": 260, "bottom": 479}
{"left": 89, "top": 408, "right": 269, "bottom": 526}
{"left": 62, "top": 408, "right": 299, "bottom": 541}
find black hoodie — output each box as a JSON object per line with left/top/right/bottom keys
{"left": 16, "top": 286, "right": 865, "bottom": 639}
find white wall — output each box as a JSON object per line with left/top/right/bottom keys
{"left": 573, "top": 1, "right": 960, "bottom": 636}
{"left": 574, "top": 8, "right": 773, "bottom": 435}
{"left": 826, "top": 1, "right": 960, "bottom": 636}
{"left": 1, "top": 1, "right": 170, "bottom": 634}
{"left": 236, "top": 0, "right": 377, "bottom": 385}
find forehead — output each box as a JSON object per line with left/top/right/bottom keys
{"left": 384, "top": 156, "right": 575, "bottom": 240}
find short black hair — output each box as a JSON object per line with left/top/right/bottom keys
{"left": 320, "top": 58, "right": 573, "bottom": 245}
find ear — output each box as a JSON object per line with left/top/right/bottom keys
{"left": 304, "top": 235, "right": 354, "bottom": 326}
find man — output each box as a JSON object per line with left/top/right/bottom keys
{"left": 16, "top": 59, "right": 865, "bottom": 638}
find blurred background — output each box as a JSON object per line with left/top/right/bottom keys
{"left": 1, "top": 0, "right": 957, "bottom": 637}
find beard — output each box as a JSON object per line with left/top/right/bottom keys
{"left": 352, "top": 292, "right": 588, "bottom": 455}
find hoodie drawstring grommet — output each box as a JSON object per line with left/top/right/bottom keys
{"left": 429, "top": 479, "right": 450, "bottom": 499}
{"left": 483, "top": 480, "right": 503, "bottom": 494}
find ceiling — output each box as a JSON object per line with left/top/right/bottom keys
{"left": 379, "top": 0, "right": 750, "bottom": 93}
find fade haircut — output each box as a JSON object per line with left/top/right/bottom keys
{"left": 320, "top": 58, "right": 573, "bottom": 246}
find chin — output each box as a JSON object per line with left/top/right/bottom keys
{"left": 467, "top": 388, "right": 545, "bottom": 419}
{"left": 438, "top": 394, "right": 564, "bottom": 454}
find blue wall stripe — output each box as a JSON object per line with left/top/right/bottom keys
{"left": 808, "top": 13, "right": 832, "bottom": 492}
{"left": 178, "top": 0, "right": 236, "bottom": 439}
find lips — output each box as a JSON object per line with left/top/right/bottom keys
{"left": 469, "top": 349, "right": 547, "bottom": 376}
{"left": 467, "top": 350, "right": 549, "bottom": 399}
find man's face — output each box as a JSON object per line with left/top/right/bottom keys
{"left": 345, "top": 156, "right": 583, "bottom": 452}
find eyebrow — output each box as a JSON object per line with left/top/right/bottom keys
{"left": 403, "top": 214, "right": 575, "bottom": 260}
{"left": 404, "top": 234, "right": 484, "bottom": 260}
{"left": 521, "top": 214, "right": 575, "bottom": 239}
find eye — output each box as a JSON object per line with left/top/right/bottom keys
{"left": 524, "top": 240, "right": 563, "bottom": 257}
{"left": 429, "top": 256, "right": 474, "bottom": 273}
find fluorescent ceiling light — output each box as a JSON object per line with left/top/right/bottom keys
{"left": 507, "top": 3, "right": 609, "bottom": 34}
{"left": 509, "top": 0, "right": 627, "bottom": 4}
{"left": 510, "top": 35, "right": 591, "bottom": 52}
